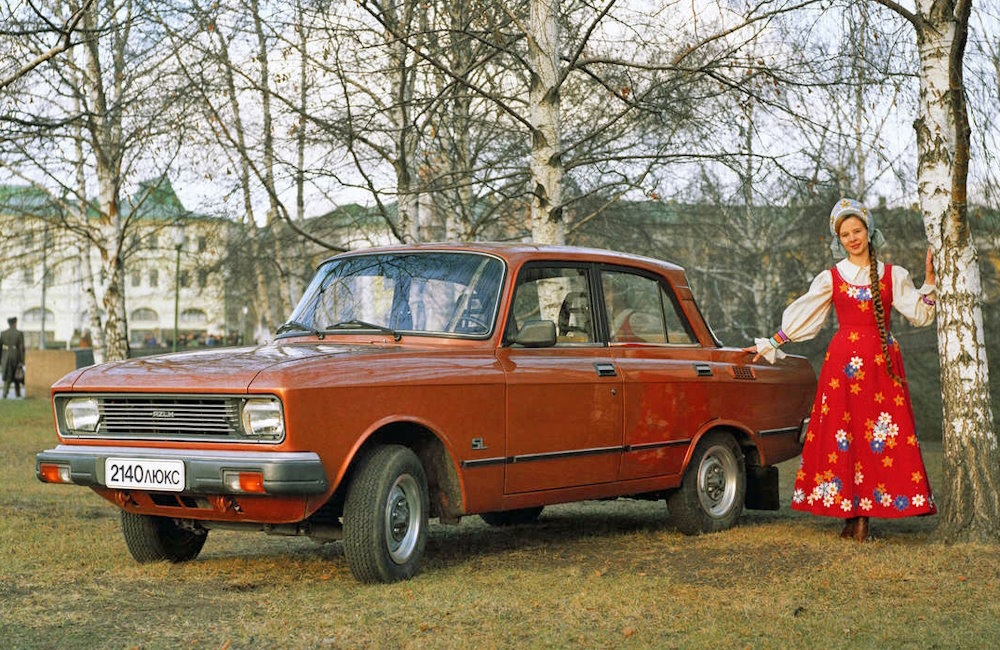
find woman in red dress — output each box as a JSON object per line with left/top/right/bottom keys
{"left": 746, "top": 198, "right": 938, "bottom": 541}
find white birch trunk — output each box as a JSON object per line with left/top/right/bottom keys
{"left": 383, "top": 0, "right": 419, "bottom": 243}
{"left": 910, "top": 0, "right": 1000, "bottom": 540}
{"left": 528, "top": 0, "right": 565, "bottom": 245}
{"left": 213, "top": 22, "right": 275, "bottom": 338}
{"left": 81, "top": 241, "right": 105, "bottom": 365}
{"left": 83, "top": 3, "right": 129, "bottom": 362}
{"left": 94, "top": 180, "right": 129, "bottom": 362}
{"left": 251, "top": 0, "right": 292, "bottom": 320}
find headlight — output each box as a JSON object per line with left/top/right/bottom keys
{"left": 241, "top": 398, "right": 284, "bottom": 440}
{"left": 64, "top": 398, "right": 101, "bottom": 433}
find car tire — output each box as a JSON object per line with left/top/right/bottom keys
{"left": 668, "top": 432, "right": 745, "bottom": 535}
{"left": 120, "top": 512, "right": 207, "bottom": 563}
{"left": 479, "top": 506, "right": 544, "bottom": 527}
{"left": 343, "top": 445, "right": 429, "bottom": 584}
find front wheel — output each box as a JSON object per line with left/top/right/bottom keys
{"left": 668, "top": 432, "right": 745, "bottom": 535}
{"left": 120, "top": 512, "right": 207, "bottom": 563}
{"left": 343, "top": 445, "right": 429, "bottom": 583}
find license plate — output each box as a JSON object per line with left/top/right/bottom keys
{"left": 105, "top": 458, "right": 185, "bottom": 492}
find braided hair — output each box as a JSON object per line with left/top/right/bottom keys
{"left": 867, "top": 244, "right": 904, "bottom": 385}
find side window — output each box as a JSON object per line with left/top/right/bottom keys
{"left": 660, "top": 285, "right": 696, "bottom": 344}
{"left": 508, "top": 266, "right": 595, "bottom": 345}
{"left": 601, "top": 270, "right": 695, "bottom": 344}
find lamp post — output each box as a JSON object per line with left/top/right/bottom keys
{"left": 172, "top": 223, "right": 186, "bottom": 353}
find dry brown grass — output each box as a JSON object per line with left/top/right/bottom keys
{"left": 2, "top": 399, "right": 998, "bottom": 649}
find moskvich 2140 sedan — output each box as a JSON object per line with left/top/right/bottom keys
{"left": 37, "top": 244, "right": 815, "bottom": 583}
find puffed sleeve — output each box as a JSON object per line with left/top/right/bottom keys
{"left": 754, "top": 270, "right": 833, "bottom": 363}
{"left": 892, "top": 266, "right": 935, "bottom": 327}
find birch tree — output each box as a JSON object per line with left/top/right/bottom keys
{"left": 1, "top": 0, "right": 190, "bottom": 362}
{"left": 870, "top": 0, "right": 999, "bottom": 540}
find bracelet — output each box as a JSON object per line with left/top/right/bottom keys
{"left": 768, "top": 329, "right": 790, "bottom": 349}
{"left": 921, "top": 295, "right": 936, "bottom": 306}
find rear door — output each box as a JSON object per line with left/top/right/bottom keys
{"left": 599, "top": 267, "right": 717, "bottom": 481}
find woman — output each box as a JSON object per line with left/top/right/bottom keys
{"left": 745, "top": 198, "right": 937, "bottom": 541}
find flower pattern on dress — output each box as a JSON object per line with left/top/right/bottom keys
{"left": 844, "top": 356, "right": 864, "bottom": 378}
{"left": 807, "top": 477, "right": 842, "bottom": 506}
{"left": 835, "top": 429, "right": 850, "bottom": 451}
{"left": 869, "top": 412, "right": 899, "bottom": 454}
{"left": 844, "top": 285, "right": 872, "bottom": 303}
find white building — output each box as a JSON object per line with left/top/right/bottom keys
{"left": 0, "top": 179, "right": 233, "bottom": 351}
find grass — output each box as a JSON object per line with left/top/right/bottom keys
{"left": 2, "top": 398, "right": 998, "bottom": 649}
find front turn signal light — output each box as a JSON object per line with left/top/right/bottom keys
{"left": 39, "top": 463, "right": 72, "bottom": 484}
{"left": 223, "top": 470, "right": 266, "bottom": 494}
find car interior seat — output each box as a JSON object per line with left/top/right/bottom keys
{"left": 558, "top": 291, "right": 592, "bottom": 341}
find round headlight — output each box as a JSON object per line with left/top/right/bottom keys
{"left": 64, "top": 398, "right": 101, "bottom": 433}
{"left": 241, "top": 398, "right": 284, "bottom": 440}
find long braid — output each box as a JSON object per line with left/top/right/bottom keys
{"left": 868, "top": 245, "right": 904, "bottom": 384}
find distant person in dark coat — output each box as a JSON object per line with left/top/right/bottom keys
{"left": 1, "top": 316, "right": 25, "bottom": 398}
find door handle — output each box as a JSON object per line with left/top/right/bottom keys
{"left": 694, "top": 363, "right": 713, "bottom": 377}
{"left": 594, "top": 362, "right": 618, "bottom": 377}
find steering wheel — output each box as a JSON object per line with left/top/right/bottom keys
{"left": 453, "top": 315, "right": 489, "bottom": 333}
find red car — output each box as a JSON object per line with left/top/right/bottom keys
{"left": 37, "top": 244, "right": 815, "bottom": 582}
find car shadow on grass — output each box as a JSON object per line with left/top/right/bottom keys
{"left": 197, "top": 495, "right": 941, "bottom": 583}
{"left": 419, "top": 499, "right": 684, "bottom": 572}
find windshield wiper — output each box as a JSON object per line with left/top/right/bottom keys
{"left": 327, "top": 319, "right": 401, "bottom": 342}
{"left": 275, "top": 320, "right": 324, "bottom": 338}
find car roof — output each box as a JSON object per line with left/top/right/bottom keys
{"left": 320, "top": 242, "right": 686, "bottom": 274}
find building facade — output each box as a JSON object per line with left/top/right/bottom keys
{"left": 0, "top": 180, "right": 232, "bottom": 352}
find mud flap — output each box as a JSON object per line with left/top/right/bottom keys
{"left": 744, "top": 465, "right": 780, "bottom": 510}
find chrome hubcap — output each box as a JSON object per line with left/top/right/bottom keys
{"left": 697, "top": 445, "right": 738, "bottom": 517}
{"left": 385, "top": 474, "right": 421, "bottom": 563}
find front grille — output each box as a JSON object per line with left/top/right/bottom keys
{"left": 100, "top": 396, "right": 240, "bottom": 438}
{"left": 56, "top": 394, "right": 250, "bottom": 441}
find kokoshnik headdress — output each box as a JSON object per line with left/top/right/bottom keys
{"left": 829, "top": 197, "right": 885, "bottom": 256}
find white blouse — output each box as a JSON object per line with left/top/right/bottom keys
{"left": 755, "top": 259, "right": 935, "bottom": 363}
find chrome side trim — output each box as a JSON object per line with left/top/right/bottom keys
{"left": 461, "top": 439, "right": 692, "bottom": 469}
{"left": 757, "top": 426, "right": 800, "bottom": 438}
{"left": 626, "top": 439, "right": 691, "bottom": 451}
{"left": 510, "top": 445, "right": 622, "bottom": 463}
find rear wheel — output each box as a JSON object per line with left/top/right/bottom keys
{"left": 480, "top": 506, "right": 544, "bottom": 527}
{"left": 120, "top": 512, "right": 207, "bottom": 563}
{"left": 343, "top": 445, "right": 429, "bottom": 583}
{"left": 668, "top": 432, "right": 745, "bottom": 535}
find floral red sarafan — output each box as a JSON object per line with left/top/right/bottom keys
{"left": 792, "top": 264, "right": 936, "bottom": 519}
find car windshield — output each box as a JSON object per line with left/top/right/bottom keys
{"left": 282, "top": 251, "right": 505, "bottom": 338}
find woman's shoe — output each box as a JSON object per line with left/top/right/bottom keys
{"left": 840, "top": 517, "right": 858, "bottom": 539}
{"left": 853, "top": 516, "right": 870, "bottom": 542}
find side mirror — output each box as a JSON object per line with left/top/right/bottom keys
{"left": 514, "top": 319, "right": 557, "bottom": 348}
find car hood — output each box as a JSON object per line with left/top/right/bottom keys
{"left": 60, "top": 342, "right": 404, "bottom": 393}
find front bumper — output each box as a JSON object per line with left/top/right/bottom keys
{"left": 36, "top": 445, "right": 329, "bottom": 495}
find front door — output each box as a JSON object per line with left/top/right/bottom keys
{"left": 498, "top": 264, "right": 623, "bottom": 494}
